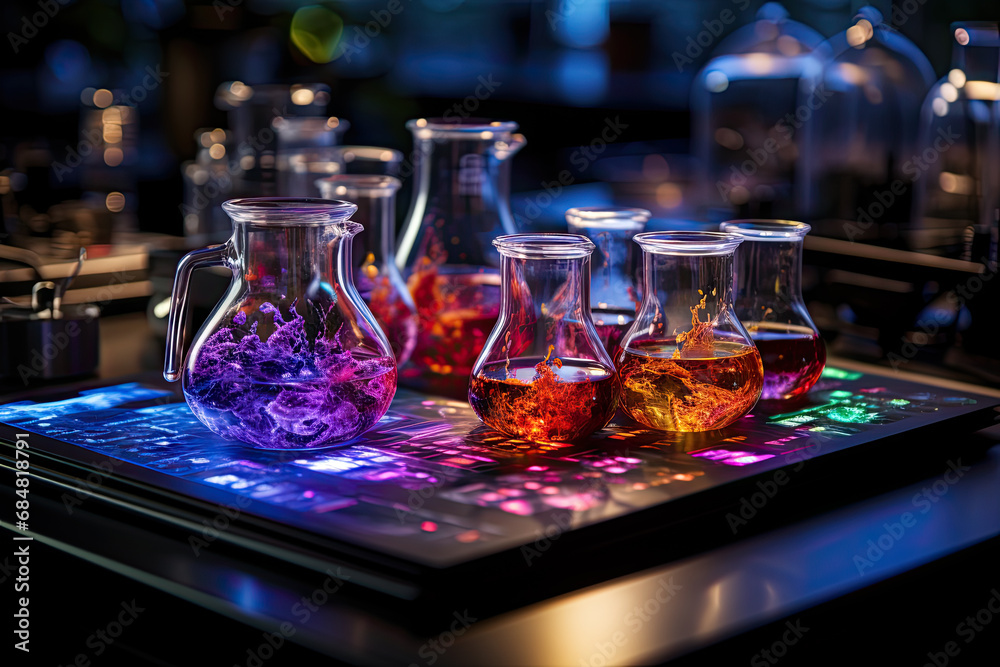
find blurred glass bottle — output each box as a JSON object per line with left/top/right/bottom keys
{"left": 316, "top": 174, "right": 417, "bottom": 366}
{"left": 693, "top": 2, "right": 829, "bottom": 221}
{"left": 273, "top": 116, "right": 349, "bottom": 197}
{"left": 565, "top": 206, "right": 649, "bottom": 353}
{"left": 395, "top": 118, "right": 526, "bottom": 388}
{"left": 332, "top": 146, "right": 405, "bottom": 176}
{"left": 912, "top": 22, "right": 1000, "bottom": 262}
{"left": 181, "top": 128, "right": 234, "bottom": 244}
{"left": 798, "top": 7, "right": 935, "bottom": 236}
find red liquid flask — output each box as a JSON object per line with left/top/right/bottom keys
{"left": 469, "top": 234, "right": 621, "bottom": 443}
{"left": 720, "top": 220, "right": 826, "bottom": 400}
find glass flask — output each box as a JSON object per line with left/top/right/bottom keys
{"left": 692, "top": 2, "right": 829, "bottom": 220}
{"left": 163, "top": 198, "right": 397, "bottom": 450}
{"left": 315, "top": 174, "right": 417, "bottom": 366}
{"left": 469, "top": 234, "right": 621, "bottom": 443}
{"left": 798, "top": 6, "right": 935, "bottom": 229}
{"left": 614, "top": 232, "right": 763, "bottom": 432}
{"left": 273, "top": 116, "right": 350, "bottom": 197}
{"left": 912, "top": 22, "right": 1000, "bottom": 259}
{"left": 720, "top": 220, "right": 826, "bottom": 400}
{"left": 396, "top": 117, "right": 526, "bottom": 384}
{"left": 332, "top": 146, "right": 405, "bottom": 176}
{"left": 565, "top": 206, "right": 649, "bottom": 353}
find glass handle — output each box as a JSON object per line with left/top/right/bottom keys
{"left": 163, "top": 242, "right": 233, "bottom": 382}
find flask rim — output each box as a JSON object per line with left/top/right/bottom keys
{"left": 406, "top": 117, "right": 519, "bottom": 136}
{"left": 222, "top": 197, "right": 360, "bottom": 229}
{"left": 719, "top": 219, "right": 811, "bottom": 240}
{"left": 494, "top": 233, "right": 595, "bottom": 259}
{"left": 634, "top": 231, "right": 743, "bottom": 255}
{"left": 315, "top": 175, "right": 402, "bottom": 198}
{"left": 565, "top": 207, "right": 651, "bottom": 231}
{"left": 331, "top": 145, "right": 404, "bottom": 165}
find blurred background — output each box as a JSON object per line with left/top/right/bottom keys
{"left": 1, "top": 0, "right": 999, "bottom": 388}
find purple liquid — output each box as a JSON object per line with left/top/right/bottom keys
{"left": 184, "top": 303, "right": 397, "bottom": 450}
{"left": 592, "top": 309, "right": 635, "bottom": 354}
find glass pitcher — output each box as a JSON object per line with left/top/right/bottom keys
{"left": 164, "top": 198, "right": 397, "bottom": 450}
{"left": 720, "top": 219, "right": 825, "bottom": 400}
{"left": 469, "top": 234, "right": 620, "bottom": 443}
{"left": 615, "top": 232, "right": 763, "bottom": 432}
{"left": 565, "top": 206, "right": 649, "bottom": 353}
{"left": 315, "top": 174, "right": 418, "bottom": 366}
{"left": 396, "top": 117, "right": 526, "bottom": 386}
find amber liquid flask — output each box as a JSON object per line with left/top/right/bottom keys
{"left": 614, "top": 232, "right": 763, "bottom": 432}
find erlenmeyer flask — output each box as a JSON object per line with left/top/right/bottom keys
{"left": 396, "top": 117, "right": 526, "bottom": 385}
{"left": 164, "top": 198, "right": 397, "bottom": 450}
{"left": 720, "top": 220, "right": 825, "bottom": 399}
{"left": 469, "top": 234, "right": 620, "bottom": 443}
{"left": 273, "top": 116, "right": 349, "bottom": 197}
{"left": 316, "top": 174, "right": 418, "bottom": 366}
{"left": 615, "top": 232, "right": 763, "bottom": 432}
{"left": 565, "top": 206, "right": 649, "bottom": 353}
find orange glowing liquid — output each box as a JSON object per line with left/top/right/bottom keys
{"left": 469, "top": 355, "right": 621, "bottom": 442}
{"left": 407, "top": 262, "right": 500, "bottom": 376}
{"left": 617, "top": 340, "right": 763, "bottom": 432}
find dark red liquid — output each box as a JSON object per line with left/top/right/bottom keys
{"left": 750, "top": 325, "right": 826, "bottom": 400}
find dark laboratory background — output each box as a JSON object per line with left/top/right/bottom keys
{"left": 1, "top": 0, "right": 999, "bottom": 389}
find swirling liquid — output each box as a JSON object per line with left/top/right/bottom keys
{"left": 617, "top": 340, "right": 763, "bottom": 432}
{"left": 184, "top": 305, "right": 396, "bottom": 450}
{"left": 469, "top": 351, "right": 620, "bottom": 442}
{"left": 407, "top": 263, "right": 500, "bottom": 376}
{"left": 749, "top": 323, "right": 826, "bottom": 400}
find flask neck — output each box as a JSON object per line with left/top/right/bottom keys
{"left": 733, "top": 239, "right": 804, "bottom": 313}
{"left": 642, "top": 252, "right": 736, "bottom": 330}
{"left": 235, "top": 223, "right": 354, "bottom": 298}
{"left": 500, "top": 254, "right": 591, "bottom": 324}
{"left": 399, "top": 132, "right": 518, "bottom": 267}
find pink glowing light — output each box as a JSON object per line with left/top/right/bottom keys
{"left": 500, "top": 499, "right": 534, "bottom": 516}
{"left": 421, "top": 521, "right": 438, "bottom": 532}
{"left": 527, "top": 465, "right": 548, "bottom": 471}
{"left": 303, "top": 490, "right": 315, "bottom": 498}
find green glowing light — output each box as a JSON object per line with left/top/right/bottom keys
{"left": 825, "top": 406, "right": 878, "bottom": 424}
{"left": 809, "top": 426, "right": 826, "bottom": 432}
{"left": 830, "top": 390, "right": 853, "bottom": 399}
{"left": 291, "top": 6, "right": 344, "bottom": 64}
{"left": 822, "top": 367, "right": 863, "bottom": 380}
{"left": 889, "top": 398, "right": 910, "bottom": 406}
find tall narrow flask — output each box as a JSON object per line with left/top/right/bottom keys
{"left": 396, "top": 118, "right": 526, "bottom": 386}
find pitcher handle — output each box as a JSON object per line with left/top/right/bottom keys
{"left": 163, "top": 242, "right": 233, "bottom": 382}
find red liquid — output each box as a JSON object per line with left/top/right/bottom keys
{"left": 592, "top": 308, "right": 635, "bottom": 354}
{"left": 750, "top": 324, "right": 826, "bottom": 400}
{"left": 407, "top": 266, "right": 500, "bottom": 377}
{"left": 469, "top": 356, "right": 621, "bottom": 442}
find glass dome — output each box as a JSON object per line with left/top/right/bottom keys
{"left": 912, "top": 22, "right": 1000, "bottom": 260}
{"left": 692, "top": 2, "right": 829, "bottom": 221}
{"left": 797, "top": 7, "right": 936, "bottom": 237}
